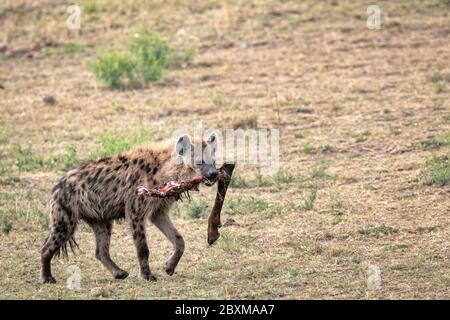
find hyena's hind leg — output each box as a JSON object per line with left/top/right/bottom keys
{"left": 150, "top": 212, "right": 185, "bottom": 276}
{"left": 86, "top": 220, "right": 129, "bottom": 280}
{"left": 41, "top": 202, "right": 79, "bottom": 284}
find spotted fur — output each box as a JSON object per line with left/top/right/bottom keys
{"left": 41, "top": 135, "right": 217, "bottom": 283}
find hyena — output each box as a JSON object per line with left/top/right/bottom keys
{"left": 41, "top": 133, "right": 218, "bottom": 283}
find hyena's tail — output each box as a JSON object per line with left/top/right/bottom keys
{"left": 42, "top": 197, "right": 80, "bottom": 260}
{"left": 41, "top": 180, "right": 81, "bottom": 283}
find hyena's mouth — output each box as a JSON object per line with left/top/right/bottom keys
{"left": 203, "top": 179, "right": 217, "bottom": 187}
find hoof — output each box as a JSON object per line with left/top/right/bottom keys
{"left": 207, "top": 236, "right": 219, "bottom": 245}
{"left": 165, "top": 265, "right": 175, "bottom": 276}
{"left": 42, "top": 275, "right": 56, "bottom": 284}
{"left": 113, "top": 270, "right": 129, "bottom": 280}
{"left": 141, "top": 272, "right": 157, "bottom": 282}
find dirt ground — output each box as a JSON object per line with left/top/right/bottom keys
{"left": 0, "top": 0, "right": 449, "bottom": 299}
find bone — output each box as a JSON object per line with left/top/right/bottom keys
{"left": 135, "top": 164, "right": 235, "bottom": 246}
{"left": 207, "top": 163, "right": 235, "bottom": 245}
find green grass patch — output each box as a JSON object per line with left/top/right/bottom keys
{"left": 225, "top": 196, "right": 269, "bottom": 215}
{"left": 14, "top": 145, "right": 78, "bottom": 173}
{"left": 42, "top": 42, "right": 85, "bottom": 56}
{"left": 311, "top": 162, "right": 335, "bottom": 180}
{"left": 419, "top": 132, "right": 450, "bottom": 149}
{"left": 90, "top": 128, "right": 152, "bottom": 159}
{"left": 271, "top": 170, "right": 298, "bottom": 184}
{"left": 0, "top": 126, "right": 6, "bottom": 145}
{"left": 358, "top": 225, "right": 399, "bottom": 237}
{"left": 185, "top": 200, "right": 209, "bottom": 219}
{"left": 421, "top": 154, "right": 450, "bottom": 186}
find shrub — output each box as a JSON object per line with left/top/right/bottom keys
{"left": 128, "top": 33, "right": 170, "bottom": 84}
{"left": 91, "top": 32, "right": 190, "bottom": 89}
{"left": 91, "top": 51, "right": 135, "bottom": 88}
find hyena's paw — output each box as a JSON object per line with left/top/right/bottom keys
{"left": 42, "top": 275, "right": 56, "bottom": 284}
{"left": 113, "top": 270, "right": 129, "bottom": 280}
{"left": 141, "top": 272, "right": 157, "bottom": 282}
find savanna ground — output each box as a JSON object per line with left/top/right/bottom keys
{"left": 0, "top": 0, "right": 449, "bottom": 299}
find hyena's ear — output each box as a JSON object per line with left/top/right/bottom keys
{"left": 176, "top": 134, "right": 192, "bottom": 156}
{"left": 207, "top": 132, "right": 217, "bottom": 152}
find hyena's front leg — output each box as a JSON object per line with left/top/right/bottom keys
{"left": 86, "top": 220, "right": 129, "bottom": 280}
{"left": 151, "top": 212, "right": 185, "bottom": 276}
{"left": 128, "top": 213, "right": 157, "bottom": 281}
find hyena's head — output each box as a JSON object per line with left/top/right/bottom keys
{"left": 174, "top": 133, "right": 219, "bottom": 186}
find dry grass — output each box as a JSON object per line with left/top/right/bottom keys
{"left": 0, "top": 0, "right": 449, "bottom": 299}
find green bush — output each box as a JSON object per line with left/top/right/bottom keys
{"left": 91, "top": 33, "right": 171, "bottom": 89}
{"left": 91, "top": 51, "right": 135, "bottom": 88}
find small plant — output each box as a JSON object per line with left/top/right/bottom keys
{"left": 352, "top": 131, "right": 370, "bottom": 143}
{"left": 2, "top": 220, "right": 12, "bottom": 235}
{"left": 302, "top": 144, "right": 315, "bottom": 154}
{"left": 230, "top": 173, "right": 247, "bottom": 188}
{"left": 421, "top": 155, "right": 450, "bottom": 186}
{"left": 168, "top": 44, "right": 197, "bottom": 68}
{"left": 311, "top": 162, "right": 335, "bottom": 180}
{"left": 321, "top": 144, "right": 333, "bottom": 153}
{"left": 186, "top": 200, "right": 209, "bottom": 219}
{"left": 84, "top": 2, "right": 98, "bottom": 14}
{"left": 330, "top": 194, "right": 344, "bottom": 215}
{"left": 210, "top": 91, "right": 226, "bottom": 107}
{"left": 299, "top": 186, "right": 317, "bottom": 211}
{"left": 254, "top": 173, "right": 270, "bottom": 187}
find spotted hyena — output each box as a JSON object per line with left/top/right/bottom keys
{"left": 41, "top": 133, "right": 218, "bottom": 283}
